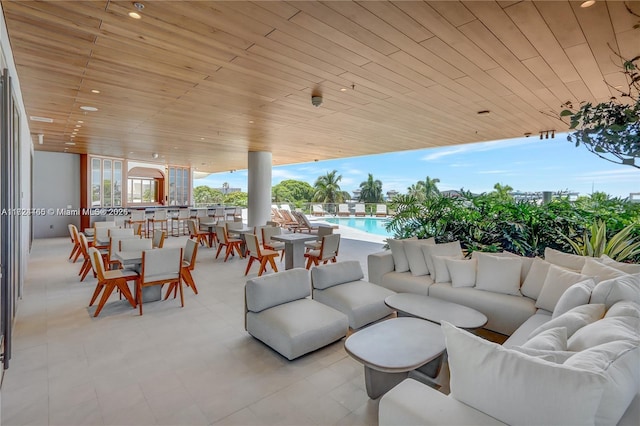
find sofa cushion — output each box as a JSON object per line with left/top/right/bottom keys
{"left": 312, "top": 280, "right": 395, "bottom": 329}
{"left": 521, "top": 327, "right": 567, "bottom": 351}
{"left": 511, "top": 346, "right": 576, "bottom": 364}
{"left": 599, "top": 254, "right": 640, "bottom": 275}
{"left": 379, "top": 378, "right": 507, "bottom": 426}
{"left": 432, "top": 254, "right": 463, "bottom": 283}
{"left": 545, "top": 247, "right": 587, "bottom": 271}
{"left": 404, "top": 238, "right": 435, "bottom": 276}
{"left": 310, "top": 260, "right": 364, "bottom": 290}
{"left": 535, "top": 265, "right": 590, "bottom": 312}
{"left": 442, "top": 322, "right": 606, "bottom": 426}
{"left": 422, "top": 241, "right": 462, "bottom": 279}
{"left": 529, "top": 303, "right": 605, "bottom": 340}
{"left": 429, "top": 283, "right": 536, "bottom": 335}
{"left": 245, "top": 268, "right": 310, "bottom": 313}
{"left": 380, "top": 271, "right": 433, "bottom": 296}
{"left": 552, "top": 278, "right": 597, "bottom": 319}
{"left": 446, "top": 258, "right": 477, "bottom": 288}
{"left": 246, "top": 298, "right": 348, "bottom": 360}
{"left": 564, "top": 340, "right": 640, "bottom": 426}
{"left": 590, "top": 274, "right": 640, "bottom": 309}
{"left": 503, "top": 312, "right": 552, "bottom": 348}
{"left": 387, "top": 237, "right": 415, "bottom": 273}
{"left": 475, "top": 252, "right": 522, "bottom": 296}
{"left": 521, "top": 257, "right": 551, "bottom": 300}
{"left": 490, "top": 251, "right": 534, "bottom": 284}
{"left": 582, "top": 257, "right": 629, "bottom": 283}
{"left": 568, "top": 315, "right": 640, "bottom": 352}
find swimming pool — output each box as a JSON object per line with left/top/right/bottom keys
{"left": 323, "top": 217, "right": 394, "bottom": 238}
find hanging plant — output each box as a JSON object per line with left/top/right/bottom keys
{"left": 560, "top": 3, "right": 639, "bottom": 169}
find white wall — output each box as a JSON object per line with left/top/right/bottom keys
{"left": 32, "top": 152, "right": 80, "bottom": 238}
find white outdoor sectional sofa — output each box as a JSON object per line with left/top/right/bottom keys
{"left": 368, "top": 239, "right": 640, "bottom": 425}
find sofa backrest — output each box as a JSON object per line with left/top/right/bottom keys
{"left": 311, "top": 261, "right": 364, "bottom": 290}
{"left": 245, "top": 268, "right": 310, "bottom": 313}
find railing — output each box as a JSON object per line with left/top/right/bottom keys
{"left": 274, "top": 202, "right": 390, "bottom": 217}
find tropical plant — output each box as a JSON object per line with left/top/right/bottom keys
{"left": 407, "top": 176, "right": 440, "bottom": 202}
{"left": 313, "top": 170, "right": 346, "bottom": 204}
{"left": 564, "top": 220, "right": 640, "bottom": 261}
{"left": 272, "top": 179, "right": 315, "bottom": 204}
{"left": 223, "top": 191, "right": 248, "bottom": 207}
{"left": 359, "top": 173, "right": 383, "bottom": 203}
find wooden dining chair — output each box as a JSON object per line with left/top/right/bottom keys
{"left": 138, "top": 247, "right": 183, "bottom": 315}
{"left": 88, "top": 247, "right": 138, "bottom": 317}
{"left": 188, "top": 219, "right": 209, "bottom": 247}
{"left": 68, "top": 224, "right": 81, "bottom": 262}
{"left": 78, "top": 233, "right": 95, "bottom": 281}
{"left": 304, "top": 226, "right": 333, "bottom": 252}
{"left": 261, "top": 226, "right": 285, "bottom": 260}
{"left": 215, "top": 225, "right": 243, "bottom": 262}
{"left": 147, "top": 209, "right": 168, "bottom": 236}
{"left": 165, "top": 238, "right": 199, "bottom": 299}
{"left": 304, "top": 233, "right": 340, "bottom": 269}
{"left": 244, "top": 233, "right": 279, "bottom": 276}
{"left": 152, "top": 229, "right": 166, "bottom": 248}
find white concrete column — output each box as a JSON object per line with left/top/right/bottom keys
{"left": 247, "top": 151, "right": 272, "bottom": 227}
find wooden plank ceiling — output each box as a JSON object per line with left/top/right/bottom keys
{"left": 2, "top": 0, "right": 636, "bottom": 173}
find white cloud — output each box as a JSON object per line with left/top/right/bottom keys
{"left": 421, "top": 138, "right": 539, "bottom": 162}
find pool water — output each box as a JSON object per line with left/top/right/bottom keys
{"left": 323, "top": 217, "right": 394, "bottom": 237}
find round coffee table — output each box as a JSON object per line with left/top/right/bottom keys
{"left": 344, "top": 317, "right": 445, "bottom": 399}
{"left": 385, "top": 294, "right": 488, "bottom": 329}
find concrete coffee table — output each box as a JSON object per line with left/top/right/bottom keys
{"left": 344, "top": 317, "right": 445, "bottom": 399}
{"left": 385, "top": 294, "right": 488, "bottom": 330}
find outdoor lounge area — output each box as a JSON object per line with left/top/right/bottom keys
{"left": 0, "top": 1, "right": 639, "bottom": 425}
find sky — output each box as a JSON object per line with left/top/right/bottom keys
{"left": 194, "top": 133, "right": 640, "bottom": 199}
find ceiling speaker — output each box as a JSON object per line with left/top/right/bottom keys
{"left": 311, "top": 95, "right": 323, "bottom": 107}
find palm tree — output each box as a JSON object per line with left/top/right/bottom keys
{"left": 359, "top": 173, "right": 383, "bottom": 203}
{"left": 492, "top": 183, "right": 513, "bottom": 201}
{"left": 423, "top": 176, "right": 441, "bottom": 199}
{"left": 313, "top": 170, "right": 345, "bottom": 209}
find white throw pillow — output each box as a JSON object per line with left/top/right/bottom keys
{"left": 544, "top": 247, "right": 587, "bottom": 271}
{"left": 529, "top": 303, "right": 605, "bottom": 340}
{"left": 521, "top": 327, "right": 567, "bottom": 351}
{"left": 521, "top": 257, "right": 551, "bottom": 300}
{"left": 432, "top": 254, "right": 462, "bottom": 283}
{"left": 403, "top": 239, "right": 434, "bottom": 276}
{"left": 599, "top": 254, "right": 640, "bottom": 274}
{"left": 536, "top": 265, "right": 590, "bottom": 312}
{"left": 552, "top": 278, "right": 597, "bottom": 319}
{"left": 421, "top": 241, "right": 462, "bottom": 277}
{"left": 567, "top": 315, "right": 640, "bottom": 351}
{"left": 474, "top": 252, "right": 522, "bottom": 296}
{"left": 446, "top": 258, "right": 477, "bottom": 288}
{"left": 387, "top": 238, "right": 414, "bottom": 273}
{"left": 490, "top": 251, "right": 533, "bottom": 284}
{"left": 605, "top": 300, "right": 640, "bottom": 318}
{"left": 441, "top": 321, "right": 606, "bottom": 426}
{"left": 564, "top": 341, "right": 640, "bottom": 426}
{"left": 511, "top": 346, "right": 576, "bottom": 364}
{"left": 590, "top": 274, "right": 640, "bottom": 309}
{"left": 581, "top": 257, "right": 628, "bottom": 283}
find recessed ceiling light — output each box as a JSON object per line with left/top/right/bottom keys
{"left": 30, "top": 116, "right": 53, "bottom": 123}
{"left": 65, "top": 142, "right": 76, "bottom": 145}
{"left": 70, "top": 135, "right": 75, "bottom": 138}
{"left": 580, "top": 1, "right": 596, "bottom": 8}
{"left": 477, "top": 110, "right": 491, "bottom": 115}
{"left": 200, "top": 137, "right": 204, "bottom": 140}
{"left": 340, "top": 88, "right": 347, "bottom": 92}
{"left": 128, "top": 11, "right": 141, "bottom": 19}
{"left": 75, "top": 124, "right": 82, "bottom": 128}
{"left": 91, "top": 89, "right": 100, "bottom": 94}
{"left": 77, "top": 120, "right": 84, "bottom": 123}
{"left": 129, "top": 2, "right": 144, "bottom": 18}
{"left": 80, "top": 106, "right": 98, "bottom": 112}
{"left": 249, "top": 121, "right": 254, "bottom": 124}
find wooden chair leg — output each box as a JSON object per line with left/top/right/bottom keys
{"left": 94, "top": 281, "right": 116, "bottom": 317}
{"left": 89, "top": 283, "right": 105, "bottom": 306}
{"left": 258, "top": 258, "right": 268, "bottom": 276}
{"left": 116, "top": 280, "right": 137, "bottom": 308}
{"left": 183, "top": 269, "right": 197, "bottom": 294}
{"left": 245, "top": 257, "right": 255, "bottom": 275}
{"left": 215, "top": 244, "right": 224, "bottom": 259}
{"left": 178, "top": 279, "right": 184, "bottom": 308}
{"left": 268, "top": 256, "right": 278, "bottom": 273}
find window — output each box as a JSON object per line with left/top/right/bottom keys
{"left": 127, "top": 178, "right": 158, "bottom": 203}
{"left": 168, "top": 166, "right": 190, "bottom": 206}
{"left": 90, "top": 157, "right": 123, "bottom": 207}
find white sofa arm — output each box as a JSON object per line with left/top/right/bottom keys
{"left": 379, "top": 379, "right": 505, "bottom": 426}
{"left": 367, "top": 251, "right": 395, "bottom": 285}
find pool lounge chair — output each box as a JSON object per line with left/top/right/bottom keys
{"left": 354, "top": 204, "right": 366, "bottom": 217}
{"left": 338, "top": 204, "right": 350, "bottom": 217}
{"left": 375, "top": 204, "right": 387, "bottom": 217}
{"left": 312, "top": 204, "right": 326, "bottom": 216}
{"left": 292, "top": 211, "right": 321, "bottom": 234}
